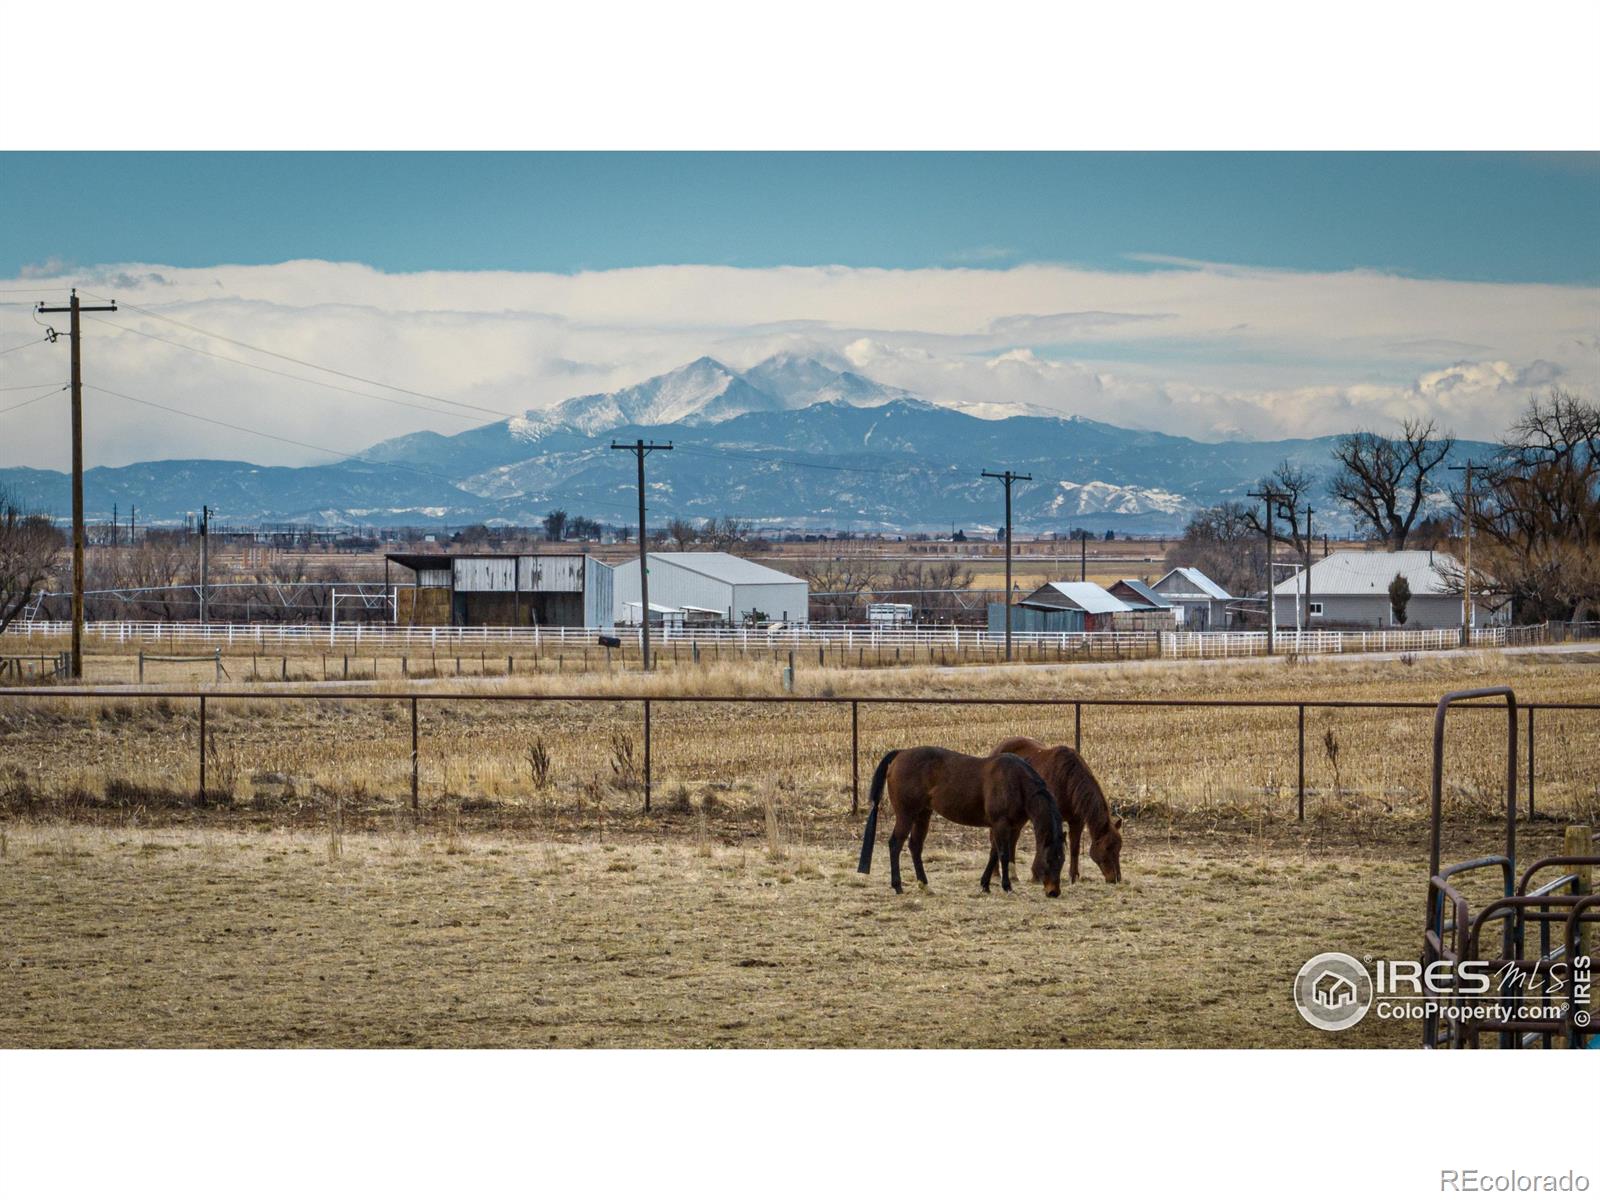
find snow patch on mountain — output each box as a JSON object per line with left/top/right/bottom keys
{"left": 1049, "top": 479, "right": 1190, "bottom": 516}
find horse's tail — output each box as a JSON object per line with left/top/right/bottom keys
{"left": 856, "top": 749, "right": 900, "bottom": 874}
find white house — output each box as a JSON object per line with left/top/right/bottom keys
{"left": 1270, "top": 549, "right": 1509, "bottom": 629}
{"left": 613, "top": 552, "right": 809, "bottom": 626}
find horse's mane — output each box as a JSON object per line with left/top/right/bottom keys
{"left": 1013, "top": 757, "right": 1063, "bottom": 850}
{"left": 1045, "top": 746, "right": 1114, "bottom": 839}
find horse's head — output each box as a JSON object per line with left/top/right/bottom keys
{"left": 1029, "top": 796, "right": 1066, "bottom": 898}
{"left": 1089, "top": 816, "right": 1124, "bottom": 883}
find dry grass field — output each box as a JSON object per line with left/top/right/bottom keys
{"left": 1, "top": 648, "right": 1595, "bottom": 1048}
{"left": 3, "top": 821, "right": 1553, "bottom": 1049}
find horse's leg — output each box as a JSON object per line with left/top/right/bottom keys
{"left": 888, "top": 810, "right": 913, "bottom": 895}
{"left": 980, "top": 833, "right": 1000, "bottom": 893}
{"left": 1068, "top": 817, "right": 1083, "bottom": 884}
{"left": 908, "top": 810, "right": 932, "bottom": 888}
{"left": 999, "top": 826, "right": 1014, "bottom": 893}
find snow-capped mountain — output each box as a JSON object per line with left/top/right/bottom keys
{"left": 0, "top": 353, "right": 1497, "bottom": 531}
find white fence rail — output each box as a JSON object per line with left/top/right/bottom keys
{"left": 1160, "top": 625, "right": 1533, "bottom": 658}
{"left": 2, "top": 619, "right": 1157, "bottom": 655}
{"left": 4, "top": 619, "right": 1594, "bottom": 661}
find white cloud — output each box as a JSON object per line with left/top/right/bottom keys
{"left": 0, "top": 257, "right": 1594, "bottom": 468}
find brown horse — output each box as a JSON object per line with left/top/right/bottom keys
{"left": 856, "top": 747, "right": 1066, "bottom": 896}
{"left": 993, "top": 737, "right": 1123, "bottom": 883}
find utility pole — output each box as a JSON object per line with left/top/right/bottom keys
{"left": 128, "top": 504, "right": 136, "bottom": 546}
{"left": 1248, "top": 487, "right": 1289, "bottom": 655}
{"left": 1080, "top": 530, "right": 1087, "bottom": 582}
{"left": 981, "top": 469, "right": 1032, "bottom": 661}
{"left": 111, "top": 503, "right": 118, "bottom": 549}
{"left": 199, "top": 504, "right": 212, "bottom": 624}
{"left": 1303, "top": 505, "right": 1314, "bottom": 629}
{"left": 1449, "top": 462, "right": 1481, "bottom": 647}
{"left": 37, "top": 289, "right": 118, "bottom": 679}
{"left": 611, "top": 439, "right": 673, "bottom": 671}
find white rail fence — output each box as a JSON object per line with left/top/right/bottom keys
{"left": 3, "top": 619, "right": 1594, "bottom": 661}
{"left": 2, "top": 619, "right": 1156, "bottom": 655}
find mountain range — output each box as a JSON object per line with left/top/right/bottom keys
{"left": 0, "top": 353, "right": 1490, "bottom": 533}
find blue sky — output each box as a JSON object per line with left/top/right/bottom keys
{"left": 4, "top": 152, "right": 1598, "bottom": 283}
{"left": 2, "top": 153, "right": 1597, "bottom": 469}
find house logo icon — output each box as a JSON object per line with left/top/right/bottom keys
{"left": 1294, "top": 953, "right": 1373, "bottom": 1032}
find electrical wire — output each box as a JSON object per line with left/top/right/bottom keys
{"left": 82, "top": 292, "right": 514, "bottom": 421}
{"left": 0, "top": 335, "right": 48, "bottom": 356}
{"left": 0, "top": 381, "right": 66, "bottom": 391}
{"left": 0, "top": 384, "right": 67, "bottom": 417}
{"left": 82, "top": 383, "right": 478, "bottom": 492}
{"left": 86, "top": 315, "right": 514, "bottom": 423}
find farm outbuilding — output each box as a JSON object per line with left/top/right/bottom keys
{"left": 990, "top": 580, "right": 1133, "bottom": 634}
{"left": 386, "top": 552, "right": 614, "bottom": 628}
{"left": 612, "top": 552, "right": 809, "bottom": 627}
{"left": 1270, "top": 549, "right": 1510, "bottom": 629}
{"left": 1150, "top": 567, "right": 1236, "bottom": 631}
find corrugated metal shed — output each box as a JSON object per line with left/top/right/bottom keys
{"left": 1153, "top": 567, "right": 1232, "bottom": 601}
{"left": 1019, "top": 581, "right": 1132, "bottom": 614}
{"left": 613, "top": 552, "right": 808, "bottom": 625}
{"left": 988, "top": 603, "right": 1086, "bottom": 634}
{"left": 649, "top": 553, "right": 805, "bottom": 586}
{"left": 454, "top": 557, "right": 517, "bottom": 592}
{"left": 1272, "top": 550, "right": 1462, "bottom": 596}
{"left": 1110, "top": 579, "right": 1170, "bottom": 609}
{"left": 519, "top": 554, "right": 585, "bottom": 592}
{"left": 583, "top": 558, "right": 614, "bottom": 629}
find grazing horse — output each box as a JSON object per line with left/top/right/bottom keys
{"left": 856, "top": 747, "right": 1066, "bottom": 896}
{"left": 993, "top": 737, "right": 1123, "bottom": 883}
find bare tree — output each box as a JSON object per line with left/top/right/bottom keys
{"left": 1164, "top": 501, "right": 1262, "bottom": 599}
{"left": 798, "top": 549, "right": 883, "bottom": 622}
{"left": 0, "top": 486, "right": 64, "bottom": 634}
{"left": 542, "top": 509, "right": 569, "bottom": 542}
{"left": 1450, "top": 388, "right": 1599, "bottom": 622}
{"left": 1243, "top": 460, "right": 1318, "bottom": 556}
{"left": 887, "top": 558, "right": 977, "bottom": 621}
{"left": 1329, "top": 418, "right": 1455, "bottom": 549}
{"left": 666, "top": 517, "right": 697, "bottom": 550}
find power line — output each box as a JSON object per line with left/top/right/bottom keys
{"left": 81, "top": 292, "right": 511, "bottom": 421}
{"left": 82, "top": 383, "right": 478, "bottom": 492}
{"left": 86, "top": 315, "right": 514, "bottom": 423}
{"left": 0, "top": 381, "right": 67, "bottom": 391}
{"left": 0, "top": 335, "right": 49, "bottom": 356}
{"left": 0, "top": 383, "right": 67, "bottom": 417}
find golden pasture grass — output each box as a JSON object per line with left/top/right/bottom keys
{"left": 6, "top": 819, "right": 1563, "bottom": 1049}
{"left": 1, "top": 651, "right": 1595, "bottom": 852}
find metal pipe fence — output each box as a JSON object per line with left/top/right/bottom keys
{"left": 3, "top": 685, "right": 1596, "bottom": 822}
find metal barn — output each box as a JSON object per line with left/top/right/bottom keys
{"left": 612, "top": 552, "right": 809, "bottom": 626}
{"left": 386, "top": 552, "right": 614, "bottom": 628}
